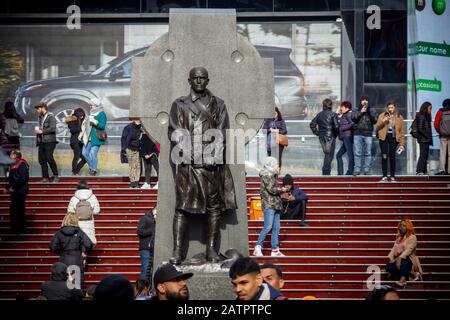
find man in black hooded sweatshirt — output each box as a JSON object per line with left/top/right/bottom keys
{"left": 41, "top": 262, "right": 84, "bottom": 300}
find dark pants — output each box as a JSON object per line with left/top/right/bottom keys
{"left": 385, "top": 258, "right": 413, "bottom": 279}
{"left": 281, "top": 200, "right": 307, "bottom": 221}
{"left": 139, "top": 249, "right": 153, "bottom": 287}
{"left": 336, "top": 137, "right": 354, "bottom": 175}
{"left": 319, "top": 136, "right": 336, "bottom": 175}
{"left": 71, "top": 140, "right": 86, "bottom": 174}
{"left": 142, "top": 156, "right": 159, "bottom": 184}
{"left": 379, "top": 133, "right": 398, "bottom": 178}
{"left": 38, "top": 142, "right": 58, "bottom": 178}
{"left": 416, "top": 143, "right": 430, "bottom": 174}
{"left": 10, "top": 193, "right": 26, "bottom": 232}
{"left": 267, "top": 145, "right": 285, "bottom": 168}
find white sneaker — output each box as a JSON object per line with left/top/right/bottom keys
{"left": 141, "top": 183, "right": 151, "bottom": 189}
{"left": 379, "top": 177, "right": 388, "bottom": 183}
{"left": 271, "top": 249, "right": 285, "bottom": 257}
{"left": 152, "top": 182, "right": 159, "bottom": 190}
{"left": 253, "top": 245, "right": 263, "bottom": 257}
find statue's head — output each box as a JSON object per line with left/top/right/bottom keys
{"left": 188, "top": 67, "right": 209, "bottom": 94}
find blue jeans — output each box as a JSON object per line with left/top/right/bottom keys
{"left": 385, "top": 258, "right": 413, "bottom": 278}
{"left": 353, "top": 135, "right": 373, "bottom": 173}
{"left": 256, "top": 209, "right": 281, "bottom": 249}
{"left": 336, "top": 137, "right": 354, "bottom": 175}
{"left": 139, "top": 249, "right": 153, "bottom": 283}
{"left": 82, "top": 143, "right": 100, "bottom": 172}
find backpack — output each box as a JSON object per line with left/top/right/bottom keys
{"left": 4, "top": 118, "right": 20, "bottom": 137}
{"left": 440, "top": 111, "right": 450, "bottom": 136}
{"left": 75, "top": 199, "right": 94, "bottom": 221}
{"left": 410, "top": 118, "right": 418, "bottom": 139}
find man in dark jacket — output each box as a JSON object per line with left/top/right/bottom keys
{"left": 35, "top": 102, "right": 59, "bottom": 183}
{"left": 3, "top": 150, "right": 29, "bottom": 233}
{"left": 280, "top": 174, "right": 309, "bottom": 226}
{"left": 121, "top": 118, "right": 143, "bottom": 188}
{"left": 137, "top": 207, "right": 157, "bottom": 287}
{"left": 351, "top": 96, "right": 376, "bottom": 175}
{"left": 229, "top": 257, "right": 287, "bottom": 300}
{"left": 416, "top": 102, "right": 433, "bottom": 175}
{"left": 310, "top": 98, "right": 339, "bottom": 175}
{"left": 41, "top": 262, "right": 84, "bottom": 300}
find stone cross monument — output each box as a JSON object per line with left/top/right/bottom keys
{"left": 130, "top": 8, "right": 274, "bottom": 299}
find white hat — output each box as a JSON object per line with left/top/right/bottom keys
{"left": 90, "top": 97, "right": 102, "bottom": 106}
{"left": 264, "top": 156, "right": 279, "bottom": 172}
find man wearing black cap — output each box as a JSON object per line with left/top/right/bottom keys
{"left": 280, "top": 174, "right": 309, "bottom": 227}
{"left": 152, "top": 263, "right": 193, "bottom": 300}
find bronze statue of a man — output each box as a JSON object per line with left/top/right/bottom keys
{"left": 168, "top": 67, "right": 237, "bottom": 265}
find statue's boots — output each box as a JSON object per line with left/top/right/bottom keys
{"left": 169, "top": 211, "right": 187, "bottom": 265}
{"left": 206, "top": 211, "right": 221, "bottom": 263}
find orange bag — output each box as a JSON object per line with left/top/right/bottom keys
{"left": 249, "top": 197, "right": 263, "bottom": 220}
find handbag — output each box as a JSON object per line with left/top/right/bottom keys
{"left": 95, "top": 129, "right": 108, "bottom": 141}
{"left": 276, "top": 133, "right": 288, "bottom": 147}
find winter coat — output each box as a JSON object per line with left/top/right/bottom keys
{"left": 263, "top": 118, "right": 288, "bottom": 152}
{"left": 67, "top": 189, "right": 100, "bottom": 244}
{"left": 416, "top": 113, "right": 433, "bottom": 145}
{"left": 168, "top": 90, "right": 237, "bottom": 214}
{"left": 338, "top": 111, "right": 354, "bottom": 139}
{"left": 83, "top": 109, "right": 107, "bottom": 146}
{"left": 282, "top": 187, "right": 308, "bottom": 209}
{"left": 120, "top": 123, "right": 143, "bottom": 163}
{"left": 352, "top": 105, "right": 376, "bottom": 136}
{"left": 7, "top": 158, "right": 29, "bottom": 196}
{"left": 310, "top": 110, "right": 339, "bottom": 138}
{"left": 37, "top": 111, "right": 57, "bottom": 144}
{"left": 376, "top": 113, "right": 405, "bottom": 147}
{"left": 434, "top": 105, "right": 450, "bottom": 136}
{"left": 41, "top": 262, "right": 84, "bottom": 300}
{"left": 0, "top": 114, "right": 24, "bottom": 152}
{"left": 136, "top": 209, "right": 155, "bottom": 251}
{"left": 65, "top": 115, "right": 83, "bottom": 146}
{"left": 140, "top": 134, "right": 160, "bottom": 160}
{"left": 259, "top": 168, "right": 284, "bottom": 211}
{"left": 49, "top": 226, "right": 93, "bottom": 278}
{"left": 388, "top": 234, "right": 423, "bottom": 279}
{"left": 251, "top": 283, "right": 287, "bottom": 300}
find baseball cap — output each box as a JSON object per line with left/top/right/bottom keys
{"left": 90, "top": 97, "right": 102, "bottom": 106}
{"left": 153, "top": 263, "right": 193, "bottom": 286}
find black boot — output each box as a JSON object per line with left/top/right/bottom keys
{"left": 206, "top": 211, "right": 221, "bottom": 263}
{"left": 169, "top": 211, "right": 187, "bottom": 265}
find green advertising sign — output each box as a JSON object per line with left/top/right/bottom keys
{"left": 413, "top": 78, "right": 443, "bottom": 91}
{"left": 415, "top": 41, "right": 450, "bottom": 57}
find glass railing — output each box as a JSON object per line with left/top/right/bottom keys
{"left": 16, "top": 119, "right": 439, "bottom": 176}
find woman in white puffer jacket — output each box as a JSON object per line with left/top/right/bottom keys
{"left": 67, "top": 180, "right": 100, "bottom": 245}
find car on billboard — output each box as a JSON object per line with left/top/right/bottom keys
{"left": 14, "top": 45, "right": 307, "bottom": 141}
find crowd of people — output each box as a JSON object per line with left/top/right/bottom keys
{"left": 309, "top": 97, "right": 450, "bottom": 180}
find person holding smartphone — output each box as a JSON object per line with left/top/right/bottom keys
{"left": 376, "top": 101, "right": 405, "bottom": 182}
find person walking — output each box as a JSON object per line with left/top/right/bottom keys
{"left": 140, "top": 133, "right": 160, "bottom": 190}
{"left": 0, "top": 101, "right": 24, "bottom": 154}
{"left": 66, "top": 108, "right": 87, "bottom": 175}
{"left": 35, "top": 102, "right": 59, "bottom": 182}
{"left": 81, "top": 98, "right": 107, "bottom": 176}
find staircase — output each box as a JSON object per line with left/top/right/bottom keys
{"left": 0, "top": 176, "right": 449, "bottom": 300}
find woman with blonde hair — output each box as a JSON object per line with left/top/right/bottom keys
{"left": 50, "top": 213, "right": 92, "bottom": 282}
{"left": 386, "top": 219, "right": 423, "bottom": 288}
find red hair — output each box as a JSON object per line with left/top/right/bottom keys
{"left": 396, "top": 219, "right": 415, "bottom": 239}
